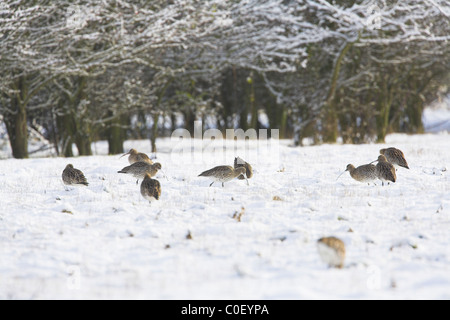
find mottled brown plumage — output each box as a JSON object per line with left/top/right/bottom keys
{"left": 62, "top": 164, "right": 89, "bottom": 186}
{"left": 345, "top": 163, "right": 377, "bottom": 183}
{"left": 118, "top": 161, "right": 162, "bottom": 184}
{"left": 234, "top": 157, "right": 253, "bottom": 180}
{"left": 140, "top": 173, "right": 161, "bottom": 203}
{"left": 375, "top": 155, "right": 396, "bottom": 186}
{"left": 380, "top": 147, "right": 409, "bottom": 169}
{"left": 120, "top": 148, "right": 153, "bottom": 164}
{"left": 317, "top": 236, "right": 346, "bottom": 269}
{"left": 199, "top": 165, "right": 248, "bottom": 187}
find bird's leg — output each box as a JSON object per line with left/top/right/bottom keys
{"left": 222, "top": 182, "right": 224, "bottom": 188}
{"left": 136, "top": 179, "right": 139, "bottom": 185}
{"left": 209, "top": 181, "right": 214, "bottom": 187}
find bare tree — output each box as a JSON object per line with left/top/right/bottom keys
{"left": 1, "top": 0, "right": 448, "bottom": 158}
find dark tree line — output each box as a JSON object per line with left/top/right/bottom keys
{"left": 1, "top": 0, "right": 449, "bottom": 158}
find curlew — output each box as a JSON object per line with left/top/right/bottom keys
{"left": 373, "top": 155, "right": 396, "bottom": 186}
{"left": 118, "top": 161, "right": 162, "bottom": 184}
{"left": 198, "top": 165, "right": 248, "bottom": 187}
{"left": 120, "top": 148, "right": 153, "bottom": 165}
{"left": 62, "top": 164, "right": 89, "bottom": 187}
{"left": 338, "top": 163, "right": 377, "bottom": 184}
{"left": 140, "top": 173, "right": 161, "bottom": 203}
{"left": 234, "top": 157, "right": 253, "bottom": 180}
{"left": 317, "top": 236, "right": 346, "bottom": 269}
{"left": 380, "top": 147, "right": 409, "bottom": 170}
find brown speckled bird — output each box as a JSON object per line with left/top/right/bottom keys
{"left": 343, "top": 163, "right": 377, "bottom": 184}
{"left": 380, "top": 147, "right": 409, "bottom": 170}
{"left": 317, "top": 236, "right": 346, "bottom": 269}
{"left": 118, "top": 161, "right": 162, "bottom": 184}
{"left": 374, "top": 155, "right": 396, "bottom": 186}
{"left": 120, "top": 148, "right": 153, "bottom": 165}
{"left": 234, "top": 157, "right": 253, "bottom": 180}
{"left": 140, "top": 173, "right": 161, "bottom": 203}
{"left": 62, "top": 164, "right": 89, "bottom": 186}
{"left": 199, "top": 165, "right": 248, "bottom": 187}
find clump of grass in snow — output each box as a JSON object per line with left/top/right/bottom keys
{"left": 232, "top": 207, "right": 245, "bottom": 222}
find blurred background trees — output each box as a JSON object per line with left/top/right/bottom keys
{"left": 1, "top": 0, "right": 449, "bottom": 158}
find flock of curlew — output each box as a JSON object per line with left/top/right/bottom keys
{"left": 338, "top": 147, "right": 409, "bottom": 186}
{"left": 321, "top": 147, "right": 409, "bottom": 269}
{"left": 61, "top": 148, "right": 254, "bottom": 204}
{"left": 61, "top": 146, "right": 409, "bottom": 269}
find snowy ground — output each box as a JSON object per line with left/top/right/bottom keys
{"left": 0, "top": 130, "right": 449, "bottom": 300}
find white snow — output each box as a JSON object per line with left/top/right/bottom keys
{"left": 0, "top": 131, "right": 449, "bottom": 300}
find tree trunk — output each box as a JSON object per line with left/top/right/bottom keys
{"left": 62, "top": 138, "right": 74, "bottom": 157}
{"left": 4, "top": 104, "right": 28, "bottom": 159}
{"left": 151, "top": 113, "right": 159, "bottom": 153}
{"left": 51, "top": 109, "right": 60, "bottom": 156}
{"left": 376, "top": 104, "right": 389, "bottom": 143}
{"left": 171, "top": 113, "right": 177, "bottom": 131}
{"left": 406, "top": 77, "right": 425, "bottom": 134}
{"left": 322, "top": 38, "right": 358, "bottom": 143}
{"left": 322, "top": 101, "right": 339, "bottom": 143}
{"left": 279, "top": 107, "right": 288, "bottom": 139}
{"left": 76, "top": 77, "right": 92, "bottom": 156}
{"left": 248, "top": 73, "right": 257, "bottom": 129}
{"left": 74, "top": 133, "right": 93, "bottom": 156}
{"left": 107, "top": 115, "right": 125, "bottom": 155}
{"left": 376, "top": 80, "right": 393, "bottom": 143}
{"left": 4, "top": 77, "right": 29, "bottom": 159}
{"left": 57, "top": 114, "right": 75, "bottom": 157}
{"left": 184, "top": 110, "right": 195, "bottom": 135}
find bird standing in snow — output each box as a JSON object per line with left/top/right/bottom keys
{"left": 317, "top": 236, "right": 346, "bottom": 269}
{"left": 379, "top": 147, "right": 409, "bottom": 170}
{"left": 234, "top": 157, "right": 253, "bottom": 180}
{"left": 140, "top": 173, "right": 161, "bottom": 203}
{"left": 338, "top": 163, "right": 377, "bottom": 185}
{"left": 118, "top": 161, "right": 162, "bottom": 184}
{"left": 120, "top": 148, "right": 153, "bottom": 165}
{"left": 62, "top": 164, "right": 89, "bottom": 187}
{"left": 374, "top": 155, "right": 397, "bottom": 186}
{"left": 199, "top": 165, "right": 248, "bottom": 187}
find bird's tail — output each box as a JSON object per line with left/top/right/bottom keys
{"left": 198, "top": 169, "right": 214, "bottom": 177}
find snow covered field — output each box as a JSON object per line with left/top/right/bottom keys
{"left": 0, "top": 130, "right": 449, "bottom": 300}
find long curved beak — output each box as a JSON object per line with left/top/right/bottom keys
{"left": 336, "top": 169, "right": 348, "bottom": 181}
{"left": 369, "top": 159, "right": 377, "bottom": 164}
{"left": 119, "top": 151, "right": 130, "bottom": 159}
